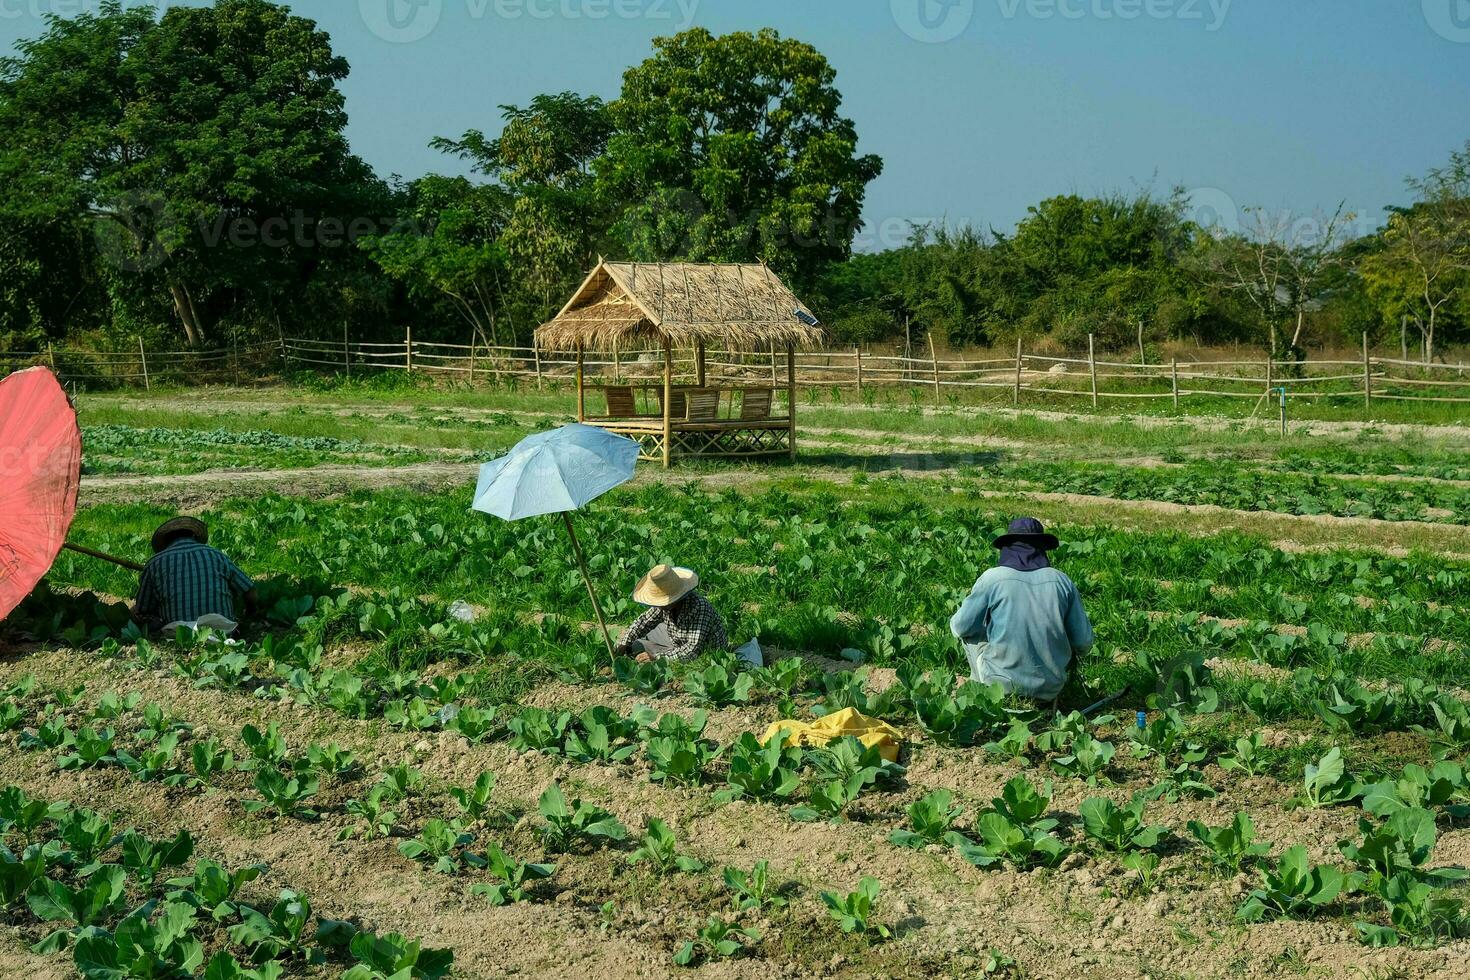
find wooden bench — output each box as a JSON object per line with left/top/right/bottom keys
{"left": 739, "top": 387, "right": 773, "bottom": 421}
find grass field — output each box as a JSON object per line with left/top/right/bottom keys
{"left": 4, "top": 379, "right": 1470, "bottom": 979}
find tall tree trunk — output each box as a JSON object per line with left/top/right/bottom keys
{"left": 169, "top": 280, "right": 204, "bottom": 347}
{"left": 1289, "top": 308, "right": 1305, "bottom": 349}
{"left": 1400, "top": 314, "right": 1407, "bottom": 361}
{"left": 1427, "top": 306, "right": 1436, "bottom": 364}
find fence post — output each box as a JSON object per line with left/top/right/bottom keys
{"left": 1013, "top": 338, "right": 1023, "bottom": 405}
{"left": 854, "top": 345, "right": 864, "bottom": 395}
{"left": 770, "top": 343, "right": 779, "bottom": 386}
{"left": 1171, "top": 356, "right": 1179, "bottom": 411}
{"left": 231, "top": 335, "right": 240, "bottom": 386}
{"left": 1088, "top": 333, "right": 1098, "bottom": 408}
{"left": 613, "top": 339, "right": 621, "bottom": 381}
{"left": 468, "top": 338, "right": 477, "bottom": 384}
{"left": 533, "top": 343, "right": 543, "bottom": 390}
{"left": 47, "top": 343, "right": 56, "bottom": 372}
{"left": 929, "top": 333, "right": 940, "bottom": 400}
{"left": 1362, "top": 332, "right": 1372, "bottom": 408}
{"left": 1264, "top": 352, "right": 1272, "bottom": 396}
{"left": 405, "top": 326, "right": 413, "bottom": 372}
{"left": 138, "top": 337, "right": 150, "bottom": 391}
{"left": 343, "top": 321, "right": 351, "bottom": 379}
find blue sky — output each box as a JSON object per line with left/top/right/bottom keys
{"left": 5, "top": 1, "right": 1469, "bottom": 247}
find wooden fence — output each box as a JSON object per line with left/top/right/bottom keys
{"left": 5, "top": 331, "right": 1470, "bottom": 409}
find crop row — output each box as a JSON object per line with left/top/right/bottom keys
{"left": 7, "top": 612, "right": 1470, "bottom": 955}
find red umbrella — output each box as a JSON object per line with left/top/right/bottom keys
{"left": 0, "top": 367, "right": 83, "bottom": 620}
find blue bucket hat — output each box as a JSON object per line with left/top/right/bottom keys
{"left": 992, "top": 517, "right": 1059, "bottom": 552}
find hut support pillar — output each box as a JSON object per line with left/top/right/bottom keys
{"left": 696, "top": 340, "right": 706, "bottom": 387}
{"left": 786, "top": 343, "right": 797, "bottom": 460}
{"left": 662, "top": 340, "right": 674, "bottom": 469}
{"left": 575, "top": 343, "right": 585, "bottom": 422}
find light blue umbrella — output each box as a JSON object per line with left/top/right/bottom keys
{"left": 471, "top": 424, "right": 640, "bottom": 657}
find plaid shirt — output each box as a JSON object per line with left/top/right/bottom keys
{"left": 135, "top": 539, "right": 254, "bottom": 628}
{"left": 614, "top": 591, "right": 728, "bottom": 662}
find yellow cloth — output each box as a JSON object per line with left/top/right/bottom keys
{"left": 761, "top": 707, "right": 903, "bottom": 762}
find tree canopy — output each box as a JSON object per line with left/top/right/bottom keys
{"left": 0, "top": 2, "right": 1464, "bottom": 360}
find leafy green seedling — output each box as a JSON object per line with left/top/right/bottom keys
{"left": 889, "top": 789, "right": 964, "bottom": 848}
{"left": 674, "top": 917, "right": 760, "bottom": 967}
{"left": 1237, "top": 846, "right": 1349, "bottom": 922}
{"left": 627, "top": 819, "right": 704, "bottom": 874}
{"left": 1218, "top": 733, "right": 1264, "bottom": 776}
{"left": 239, "top": 723, "right": 288, "bottom": 770}
{"left": 722, "top": 861, "right": 786, "bottom": 911}
{"left": 398, "top": 819, "right": 480, "bottom": 874}
{"left": 342, "top": 930, "right": 453, "bottom": 980}
{"left": 537, "top": 783, "right": 627, "bottom": 852}
{"left": 121, "top": 828, "right": 195, "bottom": 885}
{"left": 472, "top": 844, "right": 555, "bottom": 906}
{"left": 715, "top": 733, "right": 802, "bottom": 803}
{"left": 166, "top": 858, "right": 263, "bottom": 921}
{"left": 1301, "top": 747, "right": 1361, "bottom": 808}
{"left": 820, "top": 876, "right": 890, "bottom": 939}
{"left": 450, "top": 772, "right": 498, "bottom": 824}
{"left": 244, "top": 770, "right": 319, "bottom": 820}
{"left": 1188, "top": 812, "right": 1270, "bottom": 873}
{"left": 26, "top": 864, "right": 128, "bottom": 952}
{"left": 682, "top": 662, "right": 755, "bottom": 707}
{"left": 1079, "top": 795, "right": 1165, "bottom": 852}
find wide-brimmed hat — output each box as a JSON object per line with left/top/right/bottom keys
{"left": 151, "top": 517, "right": 208, "bottom": 554}
{"left": 632, "top": 564, "right": 699, "bottom": 607}
{"left": 993, "top": 517, "right": 1059, "bottom": 551}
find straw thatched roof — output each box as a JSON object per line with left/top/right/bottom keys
{"left": 535, "top": 260, "right": 824, "bottom": 351}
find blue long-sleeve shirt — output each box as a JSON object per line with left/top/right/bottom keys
{"left": 949, "top": 566, "right": 1094, "bottom": 701}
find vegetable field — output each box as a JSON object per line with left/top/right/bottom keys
{"left": 4, "top": 384, "right": 1470, "bottom": 979}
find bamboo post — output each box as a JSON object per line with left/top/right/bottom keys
{"left": 575, "top": 344, "right": 585, "bottom": 421}
{"left": 787, "top": 343, "right": 797, "bottom": 460}
{"left": 1171, "top": 356, "right": 1180, "bottom": 410}
{"left": 1362, "top": 331, "right": 1372, "bottom": 408}
{"left": 1088, "top": 333, "right": 1098, "bottom": 408}
{"left": 61, "top": 542, "right": 145, "bottom": 573}
{"left": 1012, "top": 338, "right": 1023, "bottom": 405}
{"left": 695, "top": 340, "right": 706, "bottom": 388}
{"left": 1264, "top": 353, "right": 1272, "bottom": 396}
{"left": 928, "top": 332, "right": 940, "bottom": 400}
{"left": 1279, "top": 387, "right": 1287, "bottom": 438}
{"left": 138, "top": 337, "right": 150, "bottom": 391}
{"left": 405, "top": 326, "right": 414, "bottom": 372}
{"left": 662, "top": 340, "right": 674, "bottom": 469}
{"left": 468, "top": 338, "right": 477, "bottom": 384}
{"left": 855, "top": 345, "right": 864, "bottom": 395}
{"left": 560, "top": 513, "right": 616, "bottom": 661}
{"left": 533, "top": 343, "right": 543, "bottom": 390}
{"left": 47, "top": 343, "right": 56, "bottom": 371}
{"left": 343, "top": 321, "right": 351, "bottom": 379}
{"left": 770, "top": 343, "right": 779, "bottom": 385}
{"left": 613, "top": 338, "right": 621, "bottom": 381}
{"left": 231, "top": 335, "right": 240, "bottom": 386}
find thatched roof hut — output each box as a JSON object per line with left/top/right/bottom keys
{"left": 535, "top": 260, "right": 824, "bottom": 352}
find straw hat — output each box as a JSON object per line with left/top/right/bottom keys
{"left": 632, "top": 564, "right": 699, "bottom": 607}
{"left": 151, "top": 517, "right": 208, "bottom": 554}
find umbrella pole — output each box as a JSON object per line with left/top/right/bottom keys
{"left": 560, "top": 512, "right": 616, "bottom": 661}
{"left": 61, "top": 543, "right": 145, "bottom": 573}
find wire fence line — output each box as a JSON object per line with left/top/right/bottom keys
{"left": 4, "top": 331, "right": 1470, "bottom": 410}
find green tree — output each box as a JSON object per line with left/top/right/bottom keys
{"left": 0, "top": 0, "right": 381, "bottom": 347}
{"left": 597, "top": 28, "right": 882, "bottom": 289}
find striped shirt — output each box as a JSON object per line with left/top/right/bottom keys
{"left": 135, "top": 539, "right": 254, "bottom": 628}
